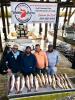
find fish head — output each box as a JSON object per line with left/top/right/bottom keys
{"left": 37, "top": 74, "right": 40, "bottom": 78}
{"left": 26, "top": 75, "right": 29, "bottom": 79}
{"left": 30, "top": 74, "right": 33, "bottom": 78}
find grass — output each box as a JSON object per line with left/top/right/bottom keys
{"left": 16, "top": 92, "right": 75, "bottom": 100}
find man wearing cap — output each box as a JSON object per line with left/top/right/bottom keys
{"left": 46, "top": 44, "right": 60, "bottom": 75}
{"left": 21, "top": 46, "right": 37, "bottom": 76}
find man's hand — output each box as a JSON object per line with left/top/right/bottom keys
{"left": 7, "top": 69, "right": 12, "bottom": 76}
{"left": 3, "top": 70, "right": 7, "bottom": 73}
{"left": 45, "top": 66, "right": 48, "bottom": 70}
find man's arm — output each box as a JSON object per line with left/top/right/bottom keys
{"left": 33, "top": 55, "right": 37, "bottom": 70}
{"left": 5, "top": 53, "right": 12, "bottom": 74}
{"left": 56, "top": 51, "right": 60, "bottom": 65}
{"left": 44, "top": 52, "right": 48, "bottom": 68}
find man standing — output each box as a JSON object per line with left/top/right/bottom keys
{"left": 21, "top": 46, "right": 37, "bottom": 76}
{"left": 6, "top": 44, "right": 22, "bottom": 74}
{"left": 46, "top": 44, "right": 60, "bottom": 75}
{"left": 34, "top": 44, "right": 48, "bottom": 74}
{"left": 5, "top": 44, "right": 23, "bottom": 93}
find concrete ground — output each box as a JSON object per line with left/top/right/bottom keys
{"left": 57, "top": 54, "right": 75, "bottom": 77}
{"left": 59, "top": 53, "right": 72, "bottom": 68}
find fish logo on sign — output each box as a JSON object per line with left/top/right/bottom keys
{"left": 20, "top": 9, "right": 27, "bottom": 18}
{"left": 14, "top": 3, "right": 32, "bottom": 23}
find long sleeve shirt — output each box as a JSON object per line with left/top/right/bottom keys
{"left": 46, "top": 50, "right": 60, "bottom": 67}
{"left": 21, "top": 53, "right": 37, "bottom": 73}
{"left": 34, "top": 50, "right": 48, "bottom": 69}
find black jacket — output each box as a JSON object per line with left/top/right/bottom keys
{"left": 5, "top": 51, "right": 23, "bottom": 73}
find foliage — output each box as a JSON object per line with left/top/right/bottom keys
{"left": 16, "top": 92, "right": 75, "bottom": 100}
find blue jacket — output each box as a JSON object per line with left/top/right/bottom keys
{"left": 21, "top": 53, "right": 37, "bottom": 74}
{"left": 5, "top": 51, "right": 23, "bottom": 73}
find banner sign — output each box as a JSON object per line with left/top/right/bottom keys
{"left": 11, "top": 2, "right": 57, "bottom": 24}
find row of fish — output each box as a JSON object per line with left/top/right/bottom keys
{"left": 9, "top": 73, "right": 73, "bottom": 93}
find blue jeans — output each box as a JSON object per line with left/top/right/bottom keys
{"left": 48, "top": 66, "right": 57, "bottom": 75}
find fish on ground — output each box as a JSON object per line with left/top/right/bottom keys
{"left": 34, "top": 76, "right": 39, "bottom": 91}
{"left": 63, "top": 73, "right": 73, "bottom": 89}
{"left": 44, "top": 74, "right": 49, "bottom": 86}
{"left": 48, "top": 74, "right": 52, "bottom": 86}
{"left": 40, "top": 73, "right": 45, "bottom": 86}
{"left": 37, "top": 74, "right": 43, "bottom": 87}
{"left": 29, "top": 74, "right": 34, "bottom": 88}
{"left": 55, "top": 75, "right": 63, "bottom": 89}
{"left": 52, "top": 75, "right": 56, "bottom": 89}
{"left": 9, "top": 74, "right": 15, "bottom": 92}
{"left": 61, "top": 74, "right": 69, "bottom": 89}
{"left": 25, "top": 75, "right": 31, "bottom": 92}
{"left": 15, "top": 76, "right": 20, "bottom": 93}
{"left": 20, "top": 76, "right": 25, "bottom": 92}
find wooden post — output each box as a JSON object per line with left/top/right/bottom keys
{"left": 53, "top": 4, "right": 60, "bottom": 49}
{"left": 39, "top": 0, "right": 43, "bottom": 35}
{"left": 33, "top": 23, "right": 35, "bottom": 26}
{"left": 63, "top": 7, "right": 68, "bottom": 27}
{"left": 62, "top": 7, "right": 68, "bottom": 37}
{"left": 72, "top": 0, "right": 75, "bottom": 3}
{"left": 0, "top": 32, "right": 3, "bottom": 52}
{"left": 5, "top": 5, "right": 10, "bottom": 34}
{"left": 39, "top": 23, "right": 42, "bottom": 35}
{"left": 67, "top": 7, "right": 72, "bottom": 25}
{"left": 62, "top": 0, "right": 70, "bottom": 37}
{"left": 44, "top": 23, "right": 48, "bottom": 40}
{"left": 44, "top": 0, "right": 49, "bottom": 40}
{"left": 70, "top": 9, "right": 75, "bottom": 18}
{"left": 1, "top": 3, "right": 7, "bottom": 41}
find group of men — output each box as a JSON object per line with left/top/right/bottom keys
{"left": 5, "top": 44, "right": 60, "bottom": 76}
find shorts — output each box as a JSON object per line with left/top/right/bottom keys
{"left": 36, "top": 67, "right": 47, "bottom": 75}
{"left": 21, "top": 71, "right": 35, "bottom": 76}
{"left": 14, "top": 72, "right": 22, "bottom": 78}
